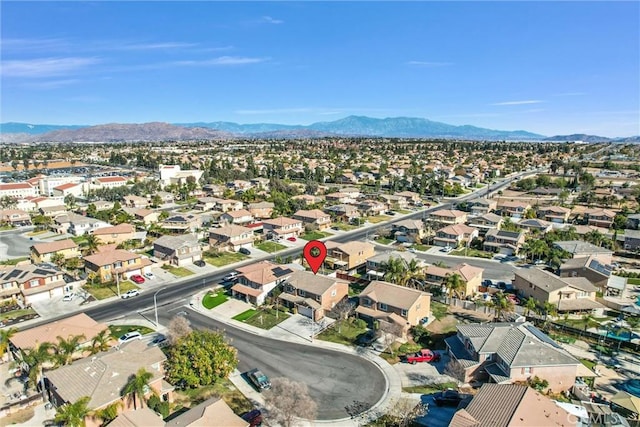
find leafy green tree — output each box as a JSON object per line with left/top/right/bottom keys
{"left": 92, "top": 401, "right": 121, "bottom": 425}
{"left": 90, "top": 329, "right": 112, "bottom": 354}
{"left": 54, "top": 396, "right": 91, "bottom": 427}
{"left": 0, "top": 327, "right": 17, "bottom": 360}
{"left": 524, "top": 297, "right": 537, "bottom": 317}
{"left": 83, "top": 234, "right": 101, "bottom": 255}
{"left": 489, "top": 292, "right": 513, "bottom": 321}
{"left": 443, "top": 273, "right": 466, "bottom": 299}
{"left": 165, "top": 330, "right": 238, "bottom": 388}
{"left": 54, "top": 334, "right": 86, "bottom": 366}
{"left": 51, "top": 251, "right": 66, "bottom": 268}
{"left": 122, "top": 368, "right": 154, "bottom": 409}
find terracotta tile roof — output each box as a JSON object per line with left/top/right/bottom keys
{"left": 31, "top": 238, "right": 78, "bottom": 254}
{"left": 0, "top": 182, "right": 33, "bottom": 190}
{"left": 431, "top": 209, "right": 467, "bottom": 218}
{"left": 263, "top": 216, "right": 302, "bottom": 227}
{"left": 11, "top": 313, "right": 108, "bottom": 350}
{"left": 91, "top": 224, "right": 135, "bottom": 235}
{"left": 165, "top": 397, "right": 249, "bottom": 427}
{"left": 84, "top": 249, "right": 141, "bottom": 266}
{"left": 359, "top": 280, "right": 429, "bottom": 310}
{"left": 96, "top": 176, "right": 126, "bottom": 183}
{"left": 53, "top": 182, "right": 80, "bottom": 191}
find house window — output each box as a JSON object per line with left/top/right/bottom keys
{"left": 523, "top": 367, "right": 531, "bottom": 374}
{"left": 316, "top": 295, "right": 321, "bottom": 302}
{"left": 298, "top": 290, "right": 306, "bottom": 297}
{"left": 401, "top": 309, "right": 408, "bottom": 317}
{"left": 331, "top": 289, "right": 337, "bottom": 297}
{"left": 378, "top": 303, "right": 388, "bottom": 311}
{"left": 29, "top": 279, "right": 40, "bottom": 287}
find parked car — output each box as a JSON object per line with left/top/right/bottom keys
{"left": 194, "top": 259, "right": 206, "bottom": 267}
{"left": 247, "top": 369, "right": 271, "bottom": 391}
{"left": 433, "top": 390, "right": 463, "bottom": 407}
{"left": 121, "top": 289, "right": 140, "bottom": 299}
{"left": 386, "top": 211, "right": 396, "bottom": 216}
{"left": 118, "top": 331, "right": 142, "bottom": 344}
{"left": 241, "top": 409, "right": 263, "bottom": 427}
{"left": 150, "top": 334, "right": 168, "bottom": 347}
{"left": 286, "top": 236, "right": 297, "bottom": 242}
{"left": 441, "top": 246, "right": 453, "bottom": 253}
{"left": 401, "top": 349, "right": 441, "bottom": 364}
{"left": 130, "top": 274, "right": 145, "bottom": 284}
{"left": 239, "top": 247, "right": 251, "bottom": 255}
{"left": 356, "top": 330, "right": 379, "bottom": 347}
{"left": 223, "top": 272, "right": 239, "bottom": 282}
{"left": 62, "top": 293, "right": 76, "bottom": 302}
{"left": 143, "top": 272, "right": 155, "bottom": 280}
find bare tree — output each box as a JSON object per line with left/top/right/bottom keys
{"left": 379, "top": 321, "right": 404, "bottom": 357}
{"left": 167, "top": 316, "right": 192, "bottom": 345}
{"left": 264, "top": 377, "right": 317, "bottom": 427}
{"left": 332, "top": 298, "right": 355, "bottom": 321}
{"left": 380, "top": 396, "right": 428, "bottom": 427}
{"left": 444, "top": 359, "right": 466, "bottom": 385}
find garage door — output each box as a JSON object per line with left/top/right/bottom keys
{"left": 298, "top": 305, "right": 314, "bottom": 319}
{"left": 25, "top": 291, "right": 50, "bottom": 305}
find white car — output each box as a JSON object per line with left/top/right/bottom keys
{"left": 441, "top": 246, "right": 453, "bottom": 253}
{"left": 121, "top": 289, "right": 140, "bottom": 299}
{"left": 118, "top": 331, "right": 142, "bottom": 344}
{"left": 143, "top": 272, "right": 155, "bottom": 280}
{"left": 62, "top": 293, "right": 76, "bottom": 302}
{"left": 223, "top": 272, "right": 238, "bottom": 282}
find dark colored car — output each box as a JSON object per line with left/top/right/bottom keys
{"left": 194, "top": 260, "right": 206, "bottom": 267}
{"left": 433, "top": 390, "right": 463, "bottom": 407}
{"left": 242, "top": 409, "right": 263, "bottom": 427}
{"left": 239, "top": 247, "right": 251, "bottom": 255}
{"left": 247, "top": 369, "right": 271, "bottom": 391}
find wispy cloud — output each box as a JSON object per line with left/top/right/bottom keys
{"left": 261, "top": 16, "right": 284, "bottom": 24}
{"left": 117, "top": 42, "right": 199, "bottom": 51}
{"left": 490, "top": 100, "right": 544, "bottom": 106}
{"left": 406, "top": 61, "right": 453, "bottom": 67}
{"left": 172, "top": 56, "right": 269, "bottom": 66}
{"left": 553, "top": 92, "right": 586, "bottom": 97}
{"left": 1, "top": 57, "right": 101, "bottom": 78}
{"left": 0, "top": 37, "right": 71, "bottom": 52}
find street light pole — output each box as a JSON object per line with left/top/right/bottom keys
{"left": 154, "top": 287, "right": 167, "bottom": 327}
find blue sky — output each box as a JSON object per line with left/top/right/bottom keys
{"left": 1, "top": 1, "right": 639, "bottom": 137}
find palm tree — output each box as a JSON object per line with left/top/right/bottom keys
{"left": 90, "top": 329, "right": 112, "bottom": 355}
{"left": 19, "top": 343, "right": 53, "bottom": 390}
{"left": 443, "top": 273, "right": 466, "bottom": 299}
{"left": 92, "top": 401, "right": 121, "bottom": 425}
{"left": 542, "top": 302, "right": 558, "bottom": 328}
{"left": 401, "top": 258, "right": 424, "bottom": 288}
{"left": 381, "top": 257, "right": 407, "bottom": 285}
{"left": 54, "top": 396, "right": 91, "bottom": 427}
{"left": 83, "top": 233, "right": 101, "bottom": 255}
{"left": 490, "top": 292, "right": 513, "bottom": 321}
{"left": 523, "top": 297, "right": 537, "bottom": 317}
{"left": 54, "top": 334, "right": 86, "bottom": 366}
{"left": 0, "top": 327, "right": 17, "bottom": 361}
{"left": 582, "top": 313, "right": 597, "bottom": 332}
{"left": 121, "top": 368, "right": 154, "bottom": 409}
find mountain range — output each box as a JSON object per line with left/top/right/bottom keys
{"left": 1, "top": 116, "right": 638, "bottom": 143}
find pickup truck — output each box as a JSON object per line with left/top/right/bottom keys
{"left": 401, "top": 349, "right": 441, "bottom": 364}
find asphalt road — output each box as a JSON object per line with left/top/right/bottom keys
{"left": 144, "top": 303, "right": 386, "bottom": 420}
{"left": 0, "top": 228, "right": 36, "bottom": 259}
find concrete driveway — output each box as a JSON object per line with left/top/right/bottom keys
{"left": 267, "top": 313, "right": 335, "bottom": 342}
{"left": 393, "top": 352, "right": 457, "bottom": 387}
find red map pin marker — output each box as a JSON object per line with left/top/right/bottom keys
{"left": 303, "top": 240, "right": 327, "bottom": 275}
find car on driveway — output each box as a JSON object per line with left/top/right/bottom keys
{"left": 441, "top": 246, "right": 453, "bottom": 253}
{"left": 118, "top": 331, "right": 142, "bottom": 344}
{"left": 401, "top": 349, "right": 441, "bottom": 364}
{"left": 247, "top": 369, "right": 271, "bottom": 391}
{"left": 241, "top": 409, "right": 263, "bottom": 427}
{"left": 130, "top": 274, "right": 145, "bottom": 284}
{"left": 286, "top": 236, "right": 297, "bottom": 242}
{"left": 239, "top": 247, "right": 251, "bottom": 255}
{"left": 121, "top": 289, "right": 140, "bottom": 299}
{"left": 433, "top": 390, "right": 463, "bottom": 407}
{"left": 62, "top": 293, "right": 76, "bottom": 302}
{"left": 143, "top": 272, "right": 155, "bottom": 280}
{"left": 150, "top": 334, "right": 168, "bottom": 347}
{"left": 223, "top": 272, "right": 239, "bottom": 282}
{"left": 194, "top": 259, "right": 206, "bottom": 267}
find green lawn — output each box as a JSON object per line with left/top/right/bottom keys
{"left": 627, "top": 278, "right": 640, "bottom": 286}
{"left": 332, "top": 222, "right": 358, "bottom": 231}
{"left": 317, "top": 319, "right": 369, "bottom": 346}
{"left": 580, "top": 358, "right": 597, "bottom": 370}
{"left": 255, "top": 241, "right": 287, "bottom": 253}
{"left": 412, "top": 244, "right": 431, "bottom": 251}
{"left": 71, "top": 236, "right": 87, "bottom": 244}
{"left": 84, "top": 281, "right": 139, "bottom": 300}
{"left": 366, "top": 215, "right": 390, "bottom": 224}
{"left": 431, "top": 301, "right": 449, "bottom": 321}
{"left": 161, "top": 265, "right": 194, "bottom": 277}
{"left": 0, "top": 257, "right": 30, "bottom": 266}
{"left": 202, "top": 291, "right": 229, "bottom": 309}
{"left": 108, "top": 324, "right": 154, "bottom": 338}
{"left": 402, "top": 382, "right": 458, "bottom": 394}
{"left": 301, "top": 231, "right": 331, "bottom": 241}
{"left": 397, "top": 209, "right": 411, "bottom": 214}
{"left": 450, "top": 248, "right": 494, "bottom": 259}
{"left": 375, "top": 237, "right": 394, "bottom": 245}
{"left": 561, "top": 317, "right": 610, "bottom": 331}
{"left": 175, "top": 379, "right": 253, "bottom": 415}
{"left": 0, "top": 308, "right": 37, "bottom": 323}
{"left": 235, "top": 308, "right": 289, "bottom": 329}
{"left": 203, "top": 251, "right": 248, "bottom": 267}
{"left": 348, "top": 282, "right": 369, "bottom": 297}
{"left": 233, "top": 309, "right": 257, "bottom": 322}
{"left": 26, "top": 229, "right": 49, "bottom": 236}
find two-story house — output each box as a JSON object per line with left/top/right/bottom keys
{"left": 0, "top": 209, "right": 31, "bottom": 226}
{"left": 433, "top": 224, "right": 479, "bottom": 248}
{"left": 357, "top": 200, "right": 388, "bottom": 216}
{"left": 54, "top": 213, "right": 110, "bottom": 236}
{"left": 293, "top": 209, "right": 332, "bottom": 231}
{"left": 497, "top": 200, "right": 531, "bottom": 219}
{"left": 538, "top": 205, "right": 571, "bottom": 223}
{"left": 209, "top": 225, "right": 255, "bottom": 252}
{"left": 469, "top": 198, "right": 498, "bottom": 216}
{"left": 424, "top": 263, "right": 484, "bottom": 298}
{"left": 0, "top": 263, "right": 70, "bottom": 304}
{"left": 483, "top": 229, "right": 526, "bottom": 255}
{"left": 356, "top": 280, "right": 431, "bottom": 336}
{"left": 248, "top": 201, "right": 275, "bottom": 220}
{"left": 325, "top": 192, "right": 357, "bottom": 204}
{"left": 323, "top": 241, "right": 375, "bottom": 272}
{"left": 583, "top": 208, "right": 616, "bottom": 229}
{"left": 91, "top": 223, "right": 136, "bottom": 245}
{"left": 262, "top": 217, "right": 304, "bottom": 240}
{"left": 324, "top": 204, "right": 361, "bottom": 223}
{"left": 231, "top": 261, "right": 295, "bottom": 305}
{"left": 467, "top": 212, "right": 503, "bottom": 236}
{"left": 395, "top": 191, "right": 421, "bottom": 205}
{"left": 30, "top": 239, "right": 80, "bottom": 264}
{"left": 161, "top": 214, "right": 202, "bottom": 234}
{"left": 392, "top": 219, "right": 427, "bottom": 243}
{"left": 279, "top": 271, "right": 349, "bottom": 321}
{"left": 365, "top": 251, "right": 424, "bottom": 281}
{"left": 445, "top": 322, "right": 582, "bottom": 391}
{"left": 123, "top": 195, "right": 148, "bottom": 209}
{"left": 553, "top": 240, "right": 614, "bottom": 264}
{"left": 153, "top": 235, "right": 203, "bottom": 266}
{"left": 379, "top": 194, "right": 409, "bottom": 210}
{"left": 220, "top": 209, "right": 254, "bottom": 226}
{"left": 429, "top": 209, "right": 468, "bottom": 225}
{"left": 84, "top": 249, "right": 152, "bottom": 283}
{"left": 514, "top": 268, "right": 603, "bottom": 313}
{"left": 134, "top": 209, "right": 160, "bottom": 225}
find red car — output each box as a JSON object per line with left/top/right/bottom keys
{"left": 401, "top": 349, "right": 441, "bottom": 364}
{"left": 130, "top": 274, "right": 145, "bottom": 284}
{"left": 287, "top": 236, "right": 297, "bottom": 242}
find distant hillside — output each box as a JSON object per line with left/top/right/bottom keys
{"left": 543, "top": 134, "right": 613, "bottom": 143}
{"left": 0, "top": 122, "right": 85, "bottom": 135}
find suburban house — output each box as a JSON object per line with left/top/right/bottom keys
{"left": 323, "top": 241, "right": 375, "bottom": 272}
{"left": 195, "top": 197, "right": 219, "bottom": 211}
{"left": 623, "top": 229, "right": 640, "bottom": 251}
{"left": 325, "top": 192, "right": 357, "bottom": 204}
{"left": 450, "top": 384, "right": 575, "bottom": 427}
{"left": 279, "top": 271, "right": 349, "bottom": 321}
{"left": 164, "top": 397, "right": 248, "bottom": 427}
{"left": 628, "top": 213, "right": 640, "bottom": 230}
{"left": 365, "top": 251, "right": 423, "bottom": 281}
{"left": 123, "top": 195, "right": 148, "bottom": 209}
{"left": 433, "top": 224, "right": 479, "bottom": 248}
{"left": 429, "top": 209, "right": 468, "bottom": 225}
{"left": 9, "top": 313, "right": 110, "bottom": 360}
{"left": 0, "top": 263, "right": 71, "bottom": 304}
{"left": 208, "top": 225, "right": 255, "bottom": 252}
{"left": 395, "top": 191, "right": 422, "bottom": 205}
{"left": 539, "top": 205, "right": 571, "bottom": 223}
{"left": 92, "top": 200, "right": 115, "bottom": 211}
{"left": 153, "top": 235, "right": 203, "bottom": 266}
{"left": 379, "top": 194, "right": 409, "bottom": 210}
{"left": 392, "top": 219, "right": 426, "bottom": 243}
{"left": 231, "top": 261, "right": 295, "bottom": 305}
{"left": 513, "top": 268, "right": 603, "bottom": 313}
{"left": 559, "top": 256, "right": 614, "bottom": 289}
{"left": 356, "top": 280, "right": 431, "bottom": 335}
{"left": 517, "top": 218, "right": 553, "bottom": 234}
{"left": 445, "top": 322, "right": 582, "bottom": 391}
{"left": 497, "top": 200, "right": 531, "bottom": 219}
{"left": 107, "top": 408, "right": 164, "bottom": 427}
{"left": 30, "top": 239, "right": 80, "bottom": 264}
{"left": 483, "top": 229, "right": 526, "bottom": 255}
{"left": 324, "top": 204, "right": 360, "bottom": 222}
{"left": 357, "top": 200, "right": 388, "bottom": 216}
{"left": 467, "top": 212, "right": 503, "bottom": 235}
{"left": 92, "top": 223, "right": 136, "bottom": 245}
{"left": 469, "top": 198, "right": 497, "bottom": 216}
{"left": 262, "top": 217, "right": 304, "bottom": 240}
{"left": 553, "top": 241, "right": 614, "bottom": 264}
{"left": 45, "top": 340, "right": 172, "bottom": 427}
{"left": 134, "top": 209, "right": 160, "bottom": 225}
{"left": 293, "top": 209, "right": 332, "bottom": 231}
{"left": 220, "top": 209, "right": 254, "bottom": 226}
{"left": 161, "top": 214, "right": 202, "bottom": 234}
{"left": 0, "top": 209, "right": 31, "bottom": 226}
{"left": 159, "top": 164, "right": 203, "bottom": 187}
{"left": 40, "top": 205, "right": 68, "bottom": 218}
{"left": 424, "top": 263, "right": 484, "bottom": 298}
{"left": 84, "top": 249, "right": 152, "bottom": 283}
{"left": 583, "top": 208, "right": 616, "bottom": 229}
{"left": 247, "top": 201, "right": 275, "bottom": 219}
{"left": 211, "top": 198, "right": 243, "bottom": 213}
{"left": 53, "top": 213, "right": 110, "bottom": 236}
